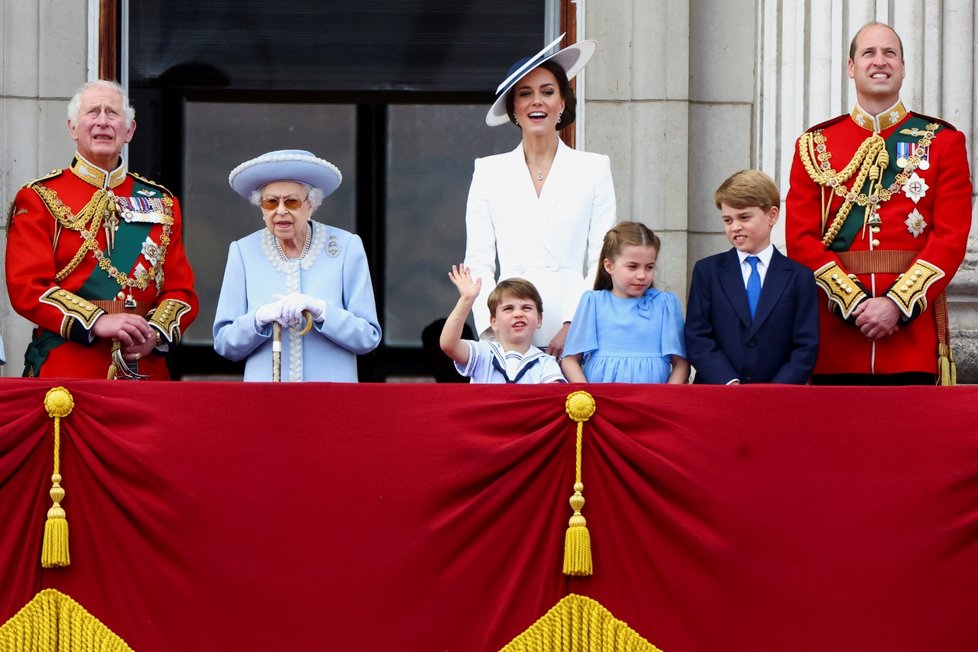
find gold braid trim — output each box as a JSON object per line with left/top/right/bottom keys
{"left": 0, "top": 589, "right": 134, "bottom": 652}
{"left": 30, "top": 181, "right": 105, "bottom": 231}
{"left": 813, "top": 262, "right": 867, "bottom": 319}
{"left": 30, "top": 183, "right": 111, "bottom": 280}
{"left": 149, "top": 298, "right": 193, "bottom": 343}
{"left": 885, "top": 259, "right": 944, "bottom": 318}
{"left": 39, "top": 287, "right": 105, "bottom": 334}
{"left": 798, "top": 123, "right": 939, "bottom": 247}
{"left": 500, "top": 594, "right": 662, "bottom": 652}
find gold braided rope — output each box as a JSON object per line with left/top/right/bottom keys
{"left": 41, "top": 387, "right": 74, "bottom": 569}
{"left": 500, "top": 594, "right": 662, "bottom": 652}
{"left": 798, "top": 123, "right": 938, "bottom": 247}
{"left": 31, "top": 184, "right": 112, "bottom": 280}
{"left": 29, "top": 183, "right": 98, "bottom": 231}
{"left": 563, "top": 392, "right": 596, "bottom": 577}
{"left": 0, "top": 589, "right": 134, "bottom": 652}
{"left": 31, "top": 183, "right": 173, "bottom": 292}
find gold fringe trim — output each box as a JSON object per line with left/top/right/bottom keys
{"left": 0, "top": 589, "right": 134, "bottom": 652}
{"left": 563, "top": 392, "right": 596, "bottom": 576}
{"left": 41, "top": 388, "right": 74, "bottom": 568}
{"left": 500, "top": 593, "right": 663, "bottom": 652}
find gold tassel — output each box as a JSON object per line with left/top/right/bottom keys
{"left": 563, "top": 391, "right": 596, "bottom": 577}
{"left": 41, "top": 387, "right": 75, "bottom": 568}
{"left": 563, "top": 482, "right": 592, "bottom": 576}
{"left": 938, "top": 343, "right": 956, "bottom": 387}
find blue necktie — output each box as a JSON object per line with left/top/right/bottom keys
{"left": 746, "top": 255, "right": 761, "bottom": 319}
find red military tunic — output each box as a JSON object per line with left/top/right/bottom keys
{"left": 786, "top": 102, "right": 973, "bottom": 380}
{"left": 5, "top": 155, "right": 198, "bottom": 379}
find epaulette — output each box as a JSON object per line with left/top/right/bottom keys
{"left": 8, "top": 169, "right": 63, "bottom": 227}
{"left": 24, "top": 168, "right": 65, "bottom": 189}
{"left": 5, "top": 199, "right": 16, "bottom": 228}
{"left": 911, "top": 112, "right": 957, "bottom": 131}
{"left": 805, "top": 114, "right": 848, "bottom": 133}
{"left": 129, "top": 171, "right": 174, "bottom": 196}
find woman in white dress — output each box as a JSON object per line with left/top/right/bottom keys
{"left": 464, "top": 35, "right": 617, "bottom": 357}
{"left": 214, "top": 150, "right": 381, "bottom": 381}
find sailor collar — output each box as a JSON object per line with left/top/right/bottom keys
{"left": 70, "top": 153, "right": 128, "bottom": 190}
{"left": 850, "top": 101, "right": 908, "bottom": 133}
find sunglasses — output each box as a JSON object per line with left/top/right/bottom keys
{"left": 260, "top": 195, "right": 307, "bottom": 211}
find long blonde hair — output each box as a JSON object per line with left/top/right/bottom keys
{"left": 594, "top": 222, "right": 660, "bottom": 291}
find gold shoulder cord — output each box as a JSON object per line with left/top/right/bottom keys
{"left": 30, "top": 183, "right": 174, "bottom": 295}
{"left": 798, "top": 124, "right": 939, "bottom": 248}
{"left": 30, "top": 183, "right": 112, "bottom": 281}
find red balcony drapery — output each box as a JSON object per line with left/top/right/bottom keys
{"left": 1, "top": 380, "right": 977, "bottom": 651}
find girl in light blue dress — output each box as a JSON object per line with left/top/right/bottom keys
{"left": 561, "top": 222, "right": 689, "bottom": 383}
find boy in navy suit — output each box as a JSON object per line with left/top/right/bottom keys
{"left": 685, "top": 170, "right": 819, "bottom": 384}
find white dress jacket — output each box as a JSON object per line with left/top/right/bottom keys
{"left": 463, "top": 139, "right": 617, "bottom": 346}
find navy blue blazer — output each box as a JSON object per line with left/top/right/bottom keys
{"left": 684, "top": 248, "right": 819, "bottom": 384}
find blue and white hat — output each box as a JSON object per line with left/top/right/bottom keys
{"left": 228, "top": 149, "right": 342, "bottom": 199}
{"left": 486, "top": 34, "right": 597, "bottom": 127}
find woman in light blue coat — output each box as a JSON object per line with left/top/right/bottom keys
{"left": 214, "top": 150, "right": 381, "bottom": 381}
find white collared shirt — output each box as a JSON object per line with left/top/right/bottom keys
{"left": 737, "top": 244, "right": 774, "bottom": 288}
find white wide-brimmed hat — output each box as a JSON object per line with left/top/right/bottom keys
{"left": 486, "top": 34, "right": 597, "bottom": 127}
{"left": 228, "top": 149, "right": 342, "bottom": 199}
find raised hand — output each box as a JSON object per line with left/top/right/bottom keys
{"left": 447, "top": 264, "right": 482, "bottom": 301}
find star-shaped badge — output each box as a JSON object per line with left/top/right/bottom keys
{"left": 141, "top": 236, "right": 162, "bottom": 266}
{"left": 902, "top": 172, "right": 929, "bottom": 203}
{"left": 905, "top": 209, "right": 927, "bottom": 238}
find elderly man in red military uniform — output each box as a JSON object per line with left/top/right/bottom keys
{"left": 786, "top": 22, "right": 973, "bottom": 385}
{"left": 5, "top": 79, "right": 198, "bottom": 379}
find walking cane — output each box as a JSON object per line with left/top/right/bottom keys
{"left": 272, "top": 310, "right": 315, "bottom": 382}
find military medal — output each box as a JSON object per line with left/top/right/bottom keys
{"left": 117, "top": 196, "right": 166, "bottom": 223}
{"left": 895, "top": 141, "right": 911, "bottom": 168}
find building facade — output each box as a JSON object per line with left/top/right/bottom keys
{"left": 3, "top": 0, "right": 976, "bottom": 379}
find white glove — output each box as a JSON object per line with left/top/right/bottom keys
{"left": 255, "top": 298, "right": 287, "bottom": 328}
{"left": 280, "top": 292, "right": 326, "bottom": 324}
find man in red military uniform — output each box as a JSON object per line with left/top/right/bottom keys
{"left": 786, "top": 22, "right": 973, "bottom": 385}
{"left": 5, "top": 79, "right": 198, "bottom": 379}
